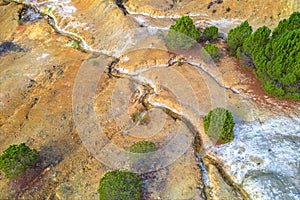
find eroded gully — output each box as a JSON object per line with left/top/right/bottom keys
{"left": 7, "top": 1, "right": 248, "bottom": 199}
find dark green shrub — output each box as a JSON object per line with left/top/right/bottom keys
{"left": 0, "top": 143, "right": 39, "bottom": 179}
{"left": 166, "top": 16, "right": 200, "bottom": 50}
{"left": 129, "top": 141, "right": 157, "bottom": 153}
{"left": 254, "top": 30, "right": 300, "bottom": 99}
{"left": 204, "top": 108, "right": 235, "bottom": 144}
{"left": 228, "top": 12, "right": 300, "bottom": 100}
{"left": 237, "top": 26, "right": 271, "bottom": 68}
{"left": 227, "top": 21, "right": 252, "bottom": 56}
{"left": 202, "top": 26, "right": 219, "bottom": 42}
{"left": 201, "top": 44, "right": 220, "bottom": 62}
{"left": 272, "top": 11, "right": 300, "bottom": 39}
{"left": 98, "top": 170, "right": 142, "bottom": 200}
{"left": 252, "top": 12, "right": 300, "bottom": 100}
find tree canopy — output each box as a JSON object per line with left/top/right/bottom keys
{"left": 228, "top": 12, "right": 300, "bottom": 100}
{"left": 202, "top": 26, "right": 219, "bottom": 42}
{"left": 237, "top": 26, "right": 271, "bottom": 68}
{"left": 201, "top": 43, "right": 220, "bottom": 62}
{"left": 166, "top": 16, "right": 200, "bottom": 50}
{"left": 204, "top": 107, "right": 235, "bottom": 144}
{"left": 98, "top": 170, "right": 142, "bottom": 200}
{"left": 227, "top": 21, "right": 252, "bottom": 56}
{"left": 129, "top": 141, "right": 157, "bottom": 153}
{"left": 0, "top": 143, "right": 39, "bottom": 179}
{"left": 272, "top": 12, "right": 300, "bottom": 39}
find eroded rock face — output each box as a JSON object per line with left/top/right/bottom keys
{"left": 12, "top": 0, "right": 142, "bottom": 56}
{"left": 0, "top": 3, "right": 20, "bottom": 41}
{"left": 242, "top": 171, "right": 299, "bottom": 200}
{"left": 125, "top": 0, "right": 299, "bottom": 28}
{"left": 92, "top": 62, "right": 204, "bottom": 199}
{"left": 206, "top": 164, "right": 241, "bottom": 200}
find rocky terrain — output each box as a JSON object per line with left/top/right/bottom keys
{"left": 0, "top": 0, "right": 299, "bottom": 199}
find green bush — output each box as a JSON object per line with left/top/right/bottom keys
{"left": 227, "top": 21, "right": 252, "bottom": 56}
{"left": 201, "top": 44, "right": 220, "bottom": 62}
{"left": 129, "top": 141, "right": 157, "bottom": 153}
{"left": 202, "top": 26, "right": 219, "bottom": 42}
{"left": 0, "top": 143, "right": 39, "bottom": 179}
{"left": 166, "top": 16, "right": 200, "bottom": 50}
{"left": 237, "top": 26, "right": 271, "bottom": 68}
{"left": 98, "top": 170, "right": 142, "bottom": 200}
{"left": 228, "top": 12, "right": 300, "bottom": 100}
{"left": 254, "top": 30, "right": 300, "bottom": 99}
{"left": 272, "top": 11, "right": 300, "bottom": 39}
{"left": 204, "top": 108, "right": 235, "bottom": 144}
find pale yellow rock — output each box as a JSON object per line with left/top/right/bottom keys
{"left": 125, "top": 0, "right": 298, "bottom": 28}
{"left": 207, "top": 164, "right": 241, "bottom": 200}
{"left": 0, "top": 3, "right": 20, "bottom": 41}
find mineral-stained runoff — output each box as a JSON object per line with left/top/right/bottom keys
{"left": 0, "top": 0, "right": 299, "bottom": 199}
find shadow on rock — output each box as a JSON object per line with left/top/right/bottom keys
{"left": 0, "top": 41, "right": 25, "bottom": 56}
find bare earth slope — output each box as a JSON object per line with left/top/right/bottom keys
{"left": 0, "top": 0, "right": 299, "bottom": 199}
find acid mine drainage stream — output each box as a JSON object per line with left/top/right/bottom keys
{"left": 7, "top": 1, "right": 248, "bottom": 199}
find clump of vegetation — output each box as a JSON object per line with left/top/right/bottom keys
{"left": 227, "top": 21, "right": 252, "bottom": 56}
{"left": 201, "top": 44, "right": 220, "bottom": 62}
{"left": 98, "top": 170, "right": 142, "bottom": 200}
{"left": 272, "top": 12, "right": 300, "bottom": 39}
{"left": 166, "top": 16, "right": 200, "bottom": 50}
{"left": 0, "top": 143, "right": 39, "bottom": 179}
{"left": 202, "top": 26, "right": 219, "bottom": 42}
{"left": 237, "top": 26, "right": 271, "bottom": 68}
{"left": 255, "top": 30, "right": 300, "bottom": 99}
{"left": 229, "top": 12, "right": 300, "bottom": 100}
{"left": 67, "top": 39, "right": 80, "bottom": 49}
{"left": 204, "top": 108, "right": 235, "bottom": 144}
{"left": 177, "top": 59, "right": 184, "bottom": 66}
{"left": 129, "top": 141, "right": 157, "bottom": 153}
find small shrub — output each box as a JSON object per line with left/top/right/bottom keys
{"left": 204, "top": 108, "right": 235, "bottom": 144}
{"left": 0, "top": 143, "right": 39, "bottom": 179}
{"left": 129, "top": 141, "right": 157, "bottom": 153}
{"left": 202, "top": 26, "right": 219, "bottom": 42}
{"left": 227, "top": 21, "right": 252, "bottom": 56}
{"left": 98, "top": 170, "right": 142, "bottom": 200}
{"left": 67, "top": 39, "right": 79, "bottom": 48}
{"left": 166, "top": 16, "right": 200, "bottom": 50}
{"left": 177, "top": 60, "right": 184, "bottom": 66}
{"left": 201, "top": 44, "right": 220, "bottom": 62}
{"left": 129, "top": 141, "right": 157, "bottom": 171}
